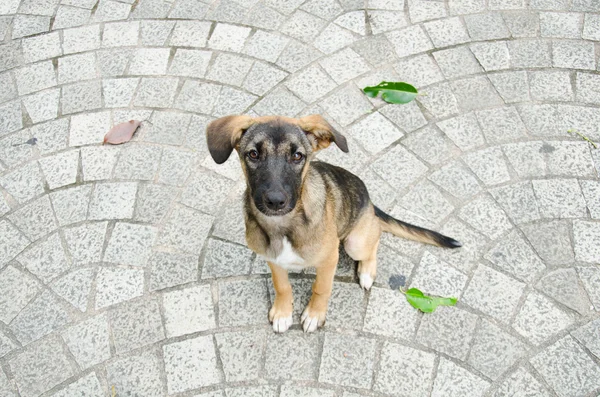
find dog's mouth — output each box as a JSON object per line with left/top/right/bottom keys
{"left": 259, "top": 206, "right": 294, "bottom": 217}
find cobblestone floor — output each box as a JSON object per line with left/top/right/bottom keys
{"left": 1, "top": 0, "right": 600, "bottom": 396}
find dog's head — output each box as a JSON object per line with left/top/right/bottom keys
{"left": 206, "top": 115, "right": 348, "bottom": 216}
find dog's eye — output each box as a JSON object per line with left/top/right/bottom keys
{"left": 247, "top": 150, "right": 259, "bottom": 160}
{"left": 291, "top": 152, "right": 304, "bottom": 163}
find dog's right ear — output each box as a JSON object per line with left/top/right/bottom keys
{"left": 206, "top": 115, "right": 255, "bottom": 164}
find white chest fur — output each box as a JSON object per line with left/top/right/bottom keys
{"left": 260, "top": 237, "right": 305, "bottom": 271}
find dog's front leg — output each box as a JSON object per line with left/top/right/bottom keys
{"left": 301, "top": 248, "right": 339, "bottom": 333}
{"left": 268, "top": 261, "right": 294, "bottom": 333}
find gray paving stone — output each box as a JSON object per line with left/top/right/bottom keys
{"left": 0, "top": 130, "right": 36, "bottom": 168}
{"left": 371, "top": 144, "right": 428, "bottom": 191}
{"left": 106, "top": 351, "right": 164, "bottom": 397}
{"left": 417, "top": 83, "right": 460, "bottom": 119}
{"left": 276, "top": 40, "right": 322, "bottom": 73}
{"left": 493, "top": 368, "right": 552, "bottom": 397}
{"left": 105, "top": 222, "right": 157, "bottom": 268}
{"left": 572, "top": 317, "right": 600, "bottom": 359}
{"left": 158, "top": 205, "right": 214, "bottom": 254}
{"left": 10, "top": 289, "right": 71, "bottom": 344}
{"left": 148, "top": 251, "right": 197, "bottom": 292}
{"left": 583, "top": 13, "right": 600, "bottom": 40}
{"left": 314, "top": 23, "right": 357, "bottom": 54}
{"left": 8, "top": 336, "right": 76, "bottom": 397}
{"left": 50, "top": 267, "right": 94, "bottom": 312}
{"left": 21, "top": 32, "right": 61, "bottom": 63}
{"left": 577, "top": 265, "right": 600, "bottom": 310}
{"left": 404, "top": 125, "right": 458, "bottom": 166}
{"left": 39, "top": 150, "right": 79, "bottom": 190}
{"left": 463, "top": 264, "right": 525, "bottom": 322}
{"left": 464, "top": 147, "right": 511, "bottom": 186}
{"left": 110, "top": 298, "right": 164, "bottom": 354}
{"left": 0, "top": 41, "right": 22, "bottom": 73}
{"left": 164, "top": 335, "right": 220, "bottom": 393}
{"left": 8, "top": 195, "right": 57, "bottom": 241}
{"left": 546, "top": 141, "right": 596, "bottom": 177}
{"left": 448, "top": 0, "right": 485, "bottom": 14}
{"left": 92, "top": 0, "right": 131, "bottom": 22}
{"left": 465, "top": 12, "right": 510, "bottom": 40}
{"left": 95, "top": 266, "right": 144, "bottom": 309}
{"left": 18, "top": 0, "right": 60, "bottom": 16}
{"left": 486, "top": 230, "right": 546, "bottom": 283}
{"left": 0, "top": 329, "right": 17, "bottom": 358}
{"left": 265, "top": 331, "right": 319, "bottom": 380}
{"left": 167, "top": 49, "right": 211, "bottom": 79}
{"left": 538, "top": 268, "right": 592, "bottom": 314}
{"left": 576, "top": 72, "right": 600, "bottom": 105}
{"left": 17, "top": 232, "right": 69, "bottom": 283}
{"left": 50, "top": 373, "right": 103, "bottom": 397}
{"left": 14, "top": 61, "right": 56, "bottom": 97}
{"left": 0, "top": 72, "right": 16, "bottom": 104}
{"left": 62, "top": 24, "right": 100, "bottom": 54}
{"left": 140, "top": 20, "right": 174, "bottom": 46}
{"left": 168, "top": 20, "right": 210, "bottom": 47}
{"left": 503, "top": 10, "right": 539, "bottom": 37}
{"left": 0, "top": 101, "right": 22, "bottom": 138}
{"left": 532, "top": 179, "right": 587, "bottom": 218}
{"left": 489, "top": 70, "right": 530, "bottom": 103}
{"left": 319, "top": 85, "right": 372, "bottom": 126}
{"left": 393, "top": 54, "right": 443, "bottom": 89}
{"left": 580, "top": 180, "right": 600, "bottom": 218}
{"left": 530, "top": 70, "right": 574, "bottom": 102}
{"left": 61, "top": 80, "right": 102, "bottom": 114}
{"left": 412, "top": 252, "right": 468, "bottom": 298}
{"left": 424, "top": 16, "right": 470, "bottom": 48}
{"left": 429, "top": 161, "right": 482, "bottom": 201}
{"left": 22, "top": 88, "right": 60, "bottom": 123}
{"left": 325, "top": 282, "right": 366, "bottom": 330}
{"left": 280, "top": 10, "right": 326, "bottom": 43}
{"left": 573, "top": 220, "right": 600, "bottom": 263}
{"left": 216, "top": 330, "right": 265, "bottom": 382}
{"left": 531, "top": 336, "right": 600, "bottom": 397}
{"left": 386, "top": 25, "right": 433, "bottom": 58}
{"left": 363, "top": 285, "right": 418, "bottom": 338}
{"left": 429, "top": 218, "right": 488, "bottom": 274}
{"left": 0, "top": 265, "right": 39, "bottom": 324}
{"left": 0, "top": 161, "right": 45, "bottom": 204}
{"left": 514, "top": 291, "right": 573, "bottom": 345}
{"left": 12, "top": 14, "right": 50, "bottom": 39}
{"left": 58, "top": 53, "right": 96, "bottom": 85}
{"left": 434, "top": 46, "right": 483, "bottom": 79}
{"left": 174, "top": 80, "right": 220, "bottom": 114}
{"left": 502, "top": 142, "right": 546, "bottom": 178}
{"left": 572, "top": 0, "right": 600, "bottom": 11}
{"left": 530, "top": 0, "right": 568, "bottom": 9}
{"left": 553, "top": 40, "right": 596, "bottom": 70}
{"left": 540, "top": 11, "right": 582, "bottom": 38}
{"left": 202, "top": 239, "right": 253, "bottom": 278}
{"left": 62, "top": 313, "right": 110, "bottom": 370}
{"left": 63, "top": 222, "right": 107, "bottom": 265}
{"left": 213, "top": 86, "right": 257, "bottom": 117}
{"left": 102, "top": 78, "right": 138, "bottom": 108}
{"left": 408, "top": 0, "right": 446, "bottom": 23}
{"left": 102, "top": 21, "right": 139, "bottom": 48}
{"left": 347, "top": 112, "right": 402, "bottom": 154}
{"left": 509, "top": 39, "right": 551, "bottom": 68}
{"left": 489, "top": 0, "right": 526, "bottom": 9}
{"left": 436, "top": 112, "right": 485, "bottom": 151}
{"left": 469, "top": 42, "right": 511, "bottom": 72}
{"left": 134, "top": 77, "right": 179, "bottom": 108}
{"left": 218, "top": 278, "right": 269, "bottom": 327}
{"left": 468, "top": 320, "right": 527, "bottom": 380}
{"left": 243, "top": 61, "right": 288, "bottom": 96}
{"left": 88, "top": 181, "right": 137, "bottom": 220}
{"left": 180, "top": 171, "right": 235, "bottom": 215}
{"left": 319, "top": 48, "right": 370, "bottom": 84}
{"left": 279, "top": 386, "right": 334, "bottom": 397}
{"left": 69, "top": 111, "right": 110, "bottom": 147}
{"left": 521, "top": 220, "right": 574, "bottom": 265}
{"left": 162, "top": 284, "right": 215, "bottom": 337}
{"left": 431, "top": 358, "right": 490, "bottom": 397}
{"left": 397, "top": 180, "right": 454, "bottom": 224}
{"left": 417, "top": 305, "right": 478, "bottom": 360}
{"left": 319, "top": 333, "right": 376, "bottom": 389}
{"left": 206, "top": 53, "right": 253, "bottom": 86}
{"left": 97, "top": 49, "right": 131, "bottom": 77}
{"left": 375, "top": 342, "right": 435, "bottom": 396}
{"left": 477, "top": 106, "right": 528, "bottom": 144}
{"left": 452, "top": 76, "right": 504, "bottom": 111}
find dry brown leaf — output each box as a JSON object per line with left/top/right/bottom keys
{"left": 103, "top": 120, "right": 142, "bottom": 145}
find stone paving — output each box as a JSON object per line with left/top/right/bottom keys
{"left": 0, "top": 0, "right": 600, "bottom": 396}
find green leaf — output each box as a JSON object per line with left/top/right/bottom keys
{"left": 403, "top": 288, "right": 457, "bottom": 313}
{"left": 362, "top": 81, "right": 418, "bottom": 104}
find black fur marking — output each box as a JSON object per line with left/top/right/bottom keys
{"left": 374, "top": 206, "right": 462, "bottom": 249}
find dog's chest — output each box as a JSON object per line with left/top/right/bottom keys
{"left": 260, "top": 237, "right": 305, "bottom": 271}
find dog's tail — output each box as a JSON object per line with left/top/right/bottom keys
{"left": 374, "top": 206, "right": 462, "bottom": 249}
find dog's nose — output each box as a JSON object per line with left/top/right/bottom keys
{"left": 264, "top": 190, "right": 288, "bottom": 211}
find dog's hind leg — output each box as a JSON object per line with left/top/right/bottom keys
{"left": 343, "top": 208, "right": 382, "bottom": 290}
{"left": 268, "top": 262, "right": 294, "bottom": 333}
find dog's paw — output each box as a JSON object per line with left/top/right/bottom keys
{"left": 301, "top": 306, "right": 326, "bottom": 333}
{"left": 269, "top": 305, "right": 293, "bottom": 333}
{"left": 359, "top": 272, "right": 374, "bottom": 290}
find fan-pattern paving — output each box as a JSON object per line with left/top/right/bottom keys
{"left": 1, "top": 0, "right": 600, "bottom": 396}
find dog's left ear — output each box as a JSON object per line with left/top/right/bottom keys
{"left": 206, "top": 115, "right": 255, "bottom": 164}
{"left": 298, "top": 115, "right": 349, "bottom": 153}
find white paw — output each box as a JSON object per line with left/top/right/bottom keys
{"left": 301, "top": 308, "right": 323, "bottom": 333}
{"left": 272, "top": 314, "right": 293, "bottom": 333}
{"left": 359, "top": 272, "right": 374, "bottom": 290}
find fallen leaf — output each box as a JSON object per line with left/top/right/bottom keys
{"left": 103, "top": 120, "right": 142, "bottom": 145}
{"left": 363, "top": 81, "right": 418, "bottom": 104}
{"left": 403, "top": 287, "right": 457, "bottom": 313}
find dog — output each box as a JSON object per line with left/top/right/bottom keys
{"left": 206, "top": 115, "right": 461, "bottom": 333}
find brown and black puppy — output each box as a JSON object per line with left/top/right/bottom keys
{"left": 206, "top": 115, "right": 461, "bottom": 333}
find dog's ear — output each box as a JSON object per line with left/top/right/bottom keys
{"left": 206, "top": 115, "right": 255, "bottom": 164}
{"left": 297, "top": 115, "right": 349, "bottom": 153}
